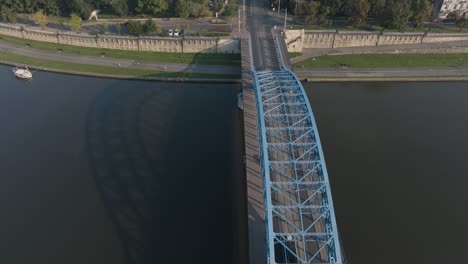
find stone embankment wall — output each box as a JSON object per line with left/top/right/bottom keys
{"left": 0, "top": 23, "right": 240, "bottom": 53}
{"left": 285, "top": 29, "right": 468, "bottom": 52}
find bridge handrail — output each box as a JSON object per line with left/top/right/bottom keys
{"left": 248, "top": 33, "right": 275, "bottom": 263}
{"left": 274, "top": 33, "right": 289, "bottom": 71}
{"left": 248, "top": 34, "right": 255, "bottom": 73}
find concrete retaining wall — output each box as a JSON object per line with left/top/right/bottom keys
{"left": 0, "top": 23, "right": 240, "bottom": 53}
{"left": 285, "top": 29, "right": 468, "bottom": 52}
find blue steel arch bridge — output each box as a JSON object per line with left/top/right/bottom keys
{"left": 242, "top": 5, "right": 344, "bottom": 261}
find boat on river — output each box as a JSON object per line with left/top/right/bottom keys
{"left": 13, "top": 66, "right": 32, "bottom": 79}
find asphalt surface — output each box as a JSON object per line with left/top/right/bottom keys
{"left": 0, "top": 41, "right": 240, "bottom": 75}
{"left": 292, "top": 40, "right": 468, "bottom": 64}
{"left": 246, "top": 0, "right": 285, "bottom": 70}
{"left": 295, "top": 66, "right": 468, "bottom": 78}
{"left": 243, "top": 0, "right": 279, "bottom": 264}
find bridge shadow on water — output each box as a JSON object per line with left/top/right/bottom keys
{"left": 84, "top": 81, "right": 243, "bottom": 264}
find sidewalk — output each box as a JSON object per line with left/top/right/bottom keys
{"left": 295, "top": 66, "right": 468, "bottom": 79}
{"left": 292, "top": 40, "right": 468, "bottom": 63}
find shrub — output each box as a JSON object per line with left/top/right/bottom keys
{"left": 127, "top": 20, "right": 144, "bottom": 36}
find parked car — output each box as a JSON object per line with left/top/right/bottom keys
{"left": 167, "top": 29, "right": 174, "bottom": 36}
{"left": 173, "top": 29, "right": 180, "bottom": 37}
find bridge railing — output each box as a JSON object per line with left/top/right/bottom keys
{"left": 274, "top": 33, "right": 293, "bottom": 71}
{"left": 249, "top": 33, "right": 275, "bottom": 264}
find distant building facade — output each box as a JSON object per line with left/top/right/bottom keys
{"left": 438, "top": 0, "right": 468, "bottom": 19}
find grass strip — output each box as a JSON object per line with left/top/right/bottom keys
{"left": 0, "top": 34, "right": 241, "bottom": 66}
{"left": 0, "top": 50, "right": 240, "bottom": 79}
{"left": 295, "top": 53, "right": 468, "bottom": 68}
{"left": 289, "top": 52, "right": 302, "bottom": 58}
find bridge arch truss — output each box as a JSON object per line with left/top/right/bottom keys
{"left": 250, "top": 36, "right": 343, "bottom": 264}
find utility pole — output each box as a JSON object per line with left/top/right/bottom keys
{"left": 284, "top": 8, "right": 287, "bottom": 29}
{"left": 238, "top": 8, "right": 241, "bottom": 32}
{"left": 278, "top": 0, "right": 280, "bottom": 13}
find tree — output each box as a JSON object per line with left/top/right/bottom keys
{"left": 126, "top": 20, "right": 144, "bottom": 36}
{"left": 385, "top": 0, "right": 412, "bottom": 31}
{"left": 69, "top": 13, "right": 82, "bottom": 31}
{"left": 143, "top": 19, "right": 160, "bottom": 34}
{"left": 0, "top": 6, "right": 17, "bottom": 23}
{"left": 65, "top": 0, "right": 93, "bottom": 19}
{"left": 213, "top": 0, "right": 224, "bottom": 12}
{"left": 34, "top": 10, "right": 48, "bottom": 29}
{"left": 321, "top": 0, "right": 344, "bottom": 16}
{"left": 136, "top": 0, "right": 169, "bottom": 15}
{"left": 303, "top": 1, "right": 319, "bottom": 24}
{"left": 223, "top": 0, "right": 237, "bottom": 16}
{"left": 317, "top": 4, "right": 330, "bottom": 25}
{"left": 448, "top": 11, "right": 468, "bottom": 32}
{"left": 111, "top": 0, "right": 129, "bottom": 16}
{"left": 40, "top": 0, "right": 60, "bottom": 16}
{"left": 346, "top": 0, "right": 370, "bottom": 26}
{"left": 190, "top": 3, "right": 211, "bottom": 17}
{"left": 176, "top": 0, "right": 191, "bottom": 18}
{"left": 368, "top": 0, "right": 385, "bottom": 17}
{"left": 410, "top": 0, "right": 431, "bottom": 28}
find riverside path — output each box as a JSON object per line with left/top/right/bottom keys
{"left": 0, "top": 40, "right": 240, "bottom": 75}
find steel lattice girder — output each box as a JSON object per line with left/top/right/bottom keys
{"left": 252, "top": 67, "right": 343, "bottom": 264}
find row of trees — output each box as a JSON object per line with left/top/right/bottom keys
{"left": 289, "top": 0, "right": 433, "bottom": 31}
{"left": 0, "top": 0, "right": 228, "bottom": 19}
{"left": 33, "top": 9, "right": 83, "bottom": 30}
{"left": 126, "top": 19, "right": 161, "bottom": 35}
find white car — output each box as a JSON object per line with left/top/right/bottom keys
{"left": 173, "top": 29, "right": 179, "bottom": 37}
{"left": 167, "top": 29, "right": 174, "bottom": 36}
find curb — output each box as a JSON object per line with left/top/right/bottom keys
{"left": 302, "top": 76, "right": 468, "bottom": 82}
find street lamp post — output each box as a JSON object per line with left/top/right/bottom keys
{"left": 284, "top": 8, "right": 287, "bottom": 29}
{"left": 278, "top": 0, "right": 280, "bottom": 13}
{"left": 238, "top": 8, "right": 241, "bottom": 32}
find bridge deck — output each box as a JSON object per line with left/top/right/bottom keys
{"left": 242, "top": 36, "right": 268, "bottom": 264}
{"left": 241, "top": 0, "right": 342, "bottom": 258}
{"left": 250, "top": 35, "right": 343, "bottom": 264}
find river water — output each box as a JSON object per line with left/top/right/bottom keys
{"left": 0, "top": 65, "right": 245, "bottom": 264}
{"left": 1, "top": 65, "right": 467, "bottom": 264}
{"left": 305, "top": 82, "right": 468, "bottom": 264}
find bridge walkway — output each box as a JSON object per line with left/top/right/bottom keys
{"left": 242, "top": 35, "right": 268, "bottom": 264}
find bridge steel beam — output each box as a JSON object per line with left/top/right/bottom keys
{"left": 249, "top": 34, "right": 343, "bottom": 264}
